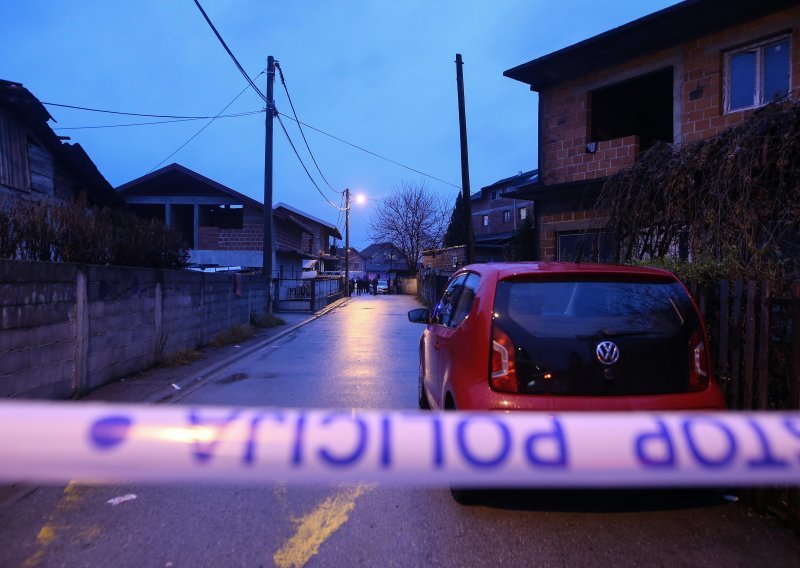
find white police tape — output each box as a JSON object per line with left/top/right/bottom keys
{"left": 1, "top": 401, "right": 799, "bottom": 487}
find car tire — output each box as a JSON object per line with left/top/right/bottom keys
{"left": 450, "top": 486, "right": 481, "bottom": 505}
{"left": 418, "top": 360, "right": 430, "bottom": 410}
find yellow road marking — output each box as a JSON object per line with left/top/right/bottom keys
{"left": 273, "top": 484, "right": 375, "bottom": 568}
{"left": 22, "top": 482, "right": 92, "bottom": 568}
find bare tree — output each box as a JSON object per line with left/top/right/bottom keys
{"left": 367, "top": 181, "right": 449, "bottom": 274}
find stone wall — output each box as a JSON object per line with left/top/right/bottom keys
{"left": 0, "top": 259, "right": 268, "bottom": 399}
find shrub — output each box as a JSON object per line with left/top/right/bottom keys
{"left": 0, "top": 198, "right": 189, "bottom": 269}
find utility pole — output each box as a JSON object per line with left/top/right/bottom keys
{"left": 344, "top": 187, "right": 351, "bottom": 296}
{"left": 264, "top": 56, "right": 275, "bottom": 311}
{"left": 455, "top": 54, "right": 475, "bottom": 265}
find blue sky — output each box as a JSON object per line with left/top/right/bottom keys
{"left": 1, "top": 0, "right": 678, "bottom": 249}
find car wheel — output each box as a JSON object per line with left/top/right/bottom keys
{"left": 450, "top": 486, "right": 481, "bottom": 505}
{"left": 418, "top": 359, "right": 430, "bottom": 410}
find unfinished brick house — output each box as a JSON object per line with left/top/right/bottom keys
{"left": 117, "top": 164, "right": 341, "bottom": 276}
{"left": 504, "top": 0, "right": 800, "bottom": 261}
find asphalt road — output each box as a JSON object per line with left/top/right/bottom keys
{"left": 1, "top": 293, "right": 799, "bottom": 567}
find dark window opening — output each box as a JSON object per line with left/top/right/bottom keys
{"left": 199, "top": 204, "right": 243, "bottom": 229}
{"left": 171, "top": 204, "right": 195, "bottom": 248}
{"left": 558, "top": 230, "right": 615, "bottom": 263}
{"left": 130, "top": 204, "right": 165, "bottom": 224}
{"left": 590, "top": 67, "right": 673, "bottom": 151}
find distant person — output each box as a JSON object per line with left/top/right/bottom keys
{"left": 349, "top": 278, "right": 355, "bottom": 296}
{"left": 372, "top": 277, "right": 378, "bottom": 295}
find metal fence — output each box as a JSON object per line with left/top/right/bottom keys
{"left": 276, "top": 276, "right": 345, "bottom": 312}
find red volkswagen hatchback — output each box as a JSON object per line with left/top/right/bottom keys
{"left": 408, "top": 262, "right": 726, "bottom": 412}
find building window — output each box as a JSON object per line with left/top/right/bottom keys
{"left": 725, "top": 36, "right": 790, "bottom": 113}
{"left": 482, "top": 215, "right": 489, "bottom": 227}
{"left": 491, "top": 190, "right": 499, "bottom": 200}
{"left": 518, "top": 207, "right": 527, "bottom": 221}
{"left": 452, "top": 256, "right": 458, "bottom": 268}
{"left": 557, "top": 230, "right": 614, "bottom": 262}
{"left": 590, "top": 67, "right": 673, "bottom": 150}
{"left": 503, "top": 210, "right": 511, "bottom": 223}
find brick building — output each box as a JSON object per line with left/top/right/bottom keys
{"left": 117, "top": 164, "right": 341, "bottom": 276}
{"left": 504, "top": 0, "right": 800, "bottom": 261}
{"left": 471, "top": 170, "right": 537, "bottom": 261}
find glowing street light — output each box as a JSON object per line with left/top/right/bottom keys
{"left": 344, "top": 189, "right": 366, "bottom": 296}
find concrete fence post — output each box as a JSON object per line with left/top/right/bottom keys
{"left": 71, "top": 268, "right": 89, "bottom": 398}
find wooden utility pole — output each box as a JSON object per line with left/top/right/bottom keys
{"left": 455, "top": 53, "right": 475, "bottom": 264}
{"left": 345, "top": 187, "right": 351, "bottom": 297}
{"left": 264, "top": 56, "right": 275, "bottom": 310}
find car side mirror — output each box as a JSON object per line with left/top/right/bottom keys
{"left": 407, "top": 308, "right": 430, "bottom": 324}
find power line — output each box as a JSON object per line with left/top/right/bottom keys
{"left": 149, "top": 75, "right": 264, "bottom": 172}
{"left": 41, "top": 101, "right": 223, "bottom": 119}
{"left": 277, "top": 112, "right": 461, "bottom": 190}
{"left": 53, "top": 111, "right": 262, "bottom": 130}
{"left": 276, "top": 113, "right": 344, "bottom": 211}
{"left": 192, "top": 0, "right": 267, "bottom": 104}
{"left": 274, "top": 61, "right": 341, "bottom": 195}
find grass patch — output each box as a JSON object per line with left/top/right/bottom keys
{"left": 250, "top": 312, "right": 285, "bottom": 328}
{"left": 160, "top": 348, "right": 202, "bottom": 367}
{"left": 210, "top": 324, "right": 255, "bottom": 347}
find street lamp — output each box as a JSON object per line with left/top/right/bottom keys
{"left": 344, "top": 189, "right": 365, "bottom": 297}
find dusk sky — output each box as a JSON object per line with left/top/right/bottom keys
{"left": 1, "top": 0, "right": 679, "bottom": 249}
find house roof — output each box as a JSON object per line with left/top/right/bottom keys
{"left": 273, "top": 202, "right": 343, "bottom": 239}
{"left": 504, "top": 0, "right": 798, "bottom": 91}
{"left": 0, "top": 79, "right": 121, "bottom": 206}
{"left": 473, "top": 169, "right": 539, "bottom": 201}
{"left": 116, "top": 163, "right": 264, "bottom": 209}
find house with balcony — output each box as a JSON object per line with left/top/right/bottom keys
{"left": 503, "top": 0, "right": 800, "bottom": 261}
{"left": 0, "top": 79, "right": 121, "bottom": 207}
{"left": 116, "top": 164, "right": 341, "bottom": 277}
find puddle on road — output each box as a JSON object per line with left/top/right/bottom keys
{"left": 216, "top": 372, "right": 248, "bottom": 385}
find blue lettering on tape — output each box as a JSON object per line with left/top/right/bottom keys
{"left": 634, "top": 418, "right": 675, "bottom": 468}
{"left": 745, "top": 418, "right": 789, "bottom": 469}
{"left": 318, "top": 413, "right": 368, "bottom": 467}
{"left": 189, "top": 409, "right": 241, "bottom": 464}
{"left": 243, "top": 411, "right": 286, "bottom": 465}
{"left": 457, "top": 416, "right": 511, "bottom": 468}
{"left": 89, "top": 415, "right": 132, "bottom": 451}
{"left": 524, "top": 418, "right": 568, "bottom": 468}
{"left": 683, "top": 417, "right": 736, "bottom": 468}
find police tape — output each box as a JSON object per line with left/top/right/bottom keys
{"left": 1, "top": 401, "right": 799, "bottom": 487}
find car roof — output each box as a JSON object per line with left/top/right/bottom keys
{"left": 459, "top": 262, "right": 677, "bottom": 281}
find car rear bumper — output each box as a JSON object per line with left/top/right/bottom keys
{"left": 461, "top": 382, "right": 727, "bottom": 411}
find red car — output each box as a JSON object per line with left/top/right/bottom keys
{"left": 408, "top": 262, "right": 726, "bottom": 412}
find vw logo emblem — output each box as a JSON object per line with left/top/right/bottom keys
{"left": 596, "top": 341, "right": 620, "bottom": 365}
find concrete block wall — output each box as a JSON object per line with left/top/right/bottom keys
{"left": 0, "top": 261, "right": 77, "bottom": 399}
{"left": 1, "top": 259, "right": 268, "bottom": 399}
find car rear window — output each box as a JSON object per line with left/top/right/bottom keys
{"left": 495, "top": 279, "right": 693, "bottom": 336}
{"left": 492, "top": 277, "right": 701, "bottom": 396}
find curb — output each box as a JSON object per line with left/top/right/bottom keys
{"left": 145, "top": 297, "right": 351, "bottom": 404}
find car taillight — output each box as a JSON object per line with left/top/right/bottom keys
{"left": 688, "top": 330, "right": 709, "bottom": 392}
{"left": 490, "top": 324, "right": 518, "bottom": 393}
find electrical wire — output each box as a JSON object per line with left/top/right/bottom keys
{"left": 41, "top": 101, "right": 222, "bottom": 119}
{"left": 277, "top": 112, "right": 461, "bottom": 190}
{"left": 274, "top": 61, "right": 341, "bottom": 195}
{"left": 149, "top": 73, "right": 265, "bottom": 172}
{"left": 276, "top": 113, "right": 344, "bottom": 211}
{"left": 192, "top": 0, "right": 267, "bottom": 104}
{"left": 53, "top": 111, "right": 262, "bottom": 130}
